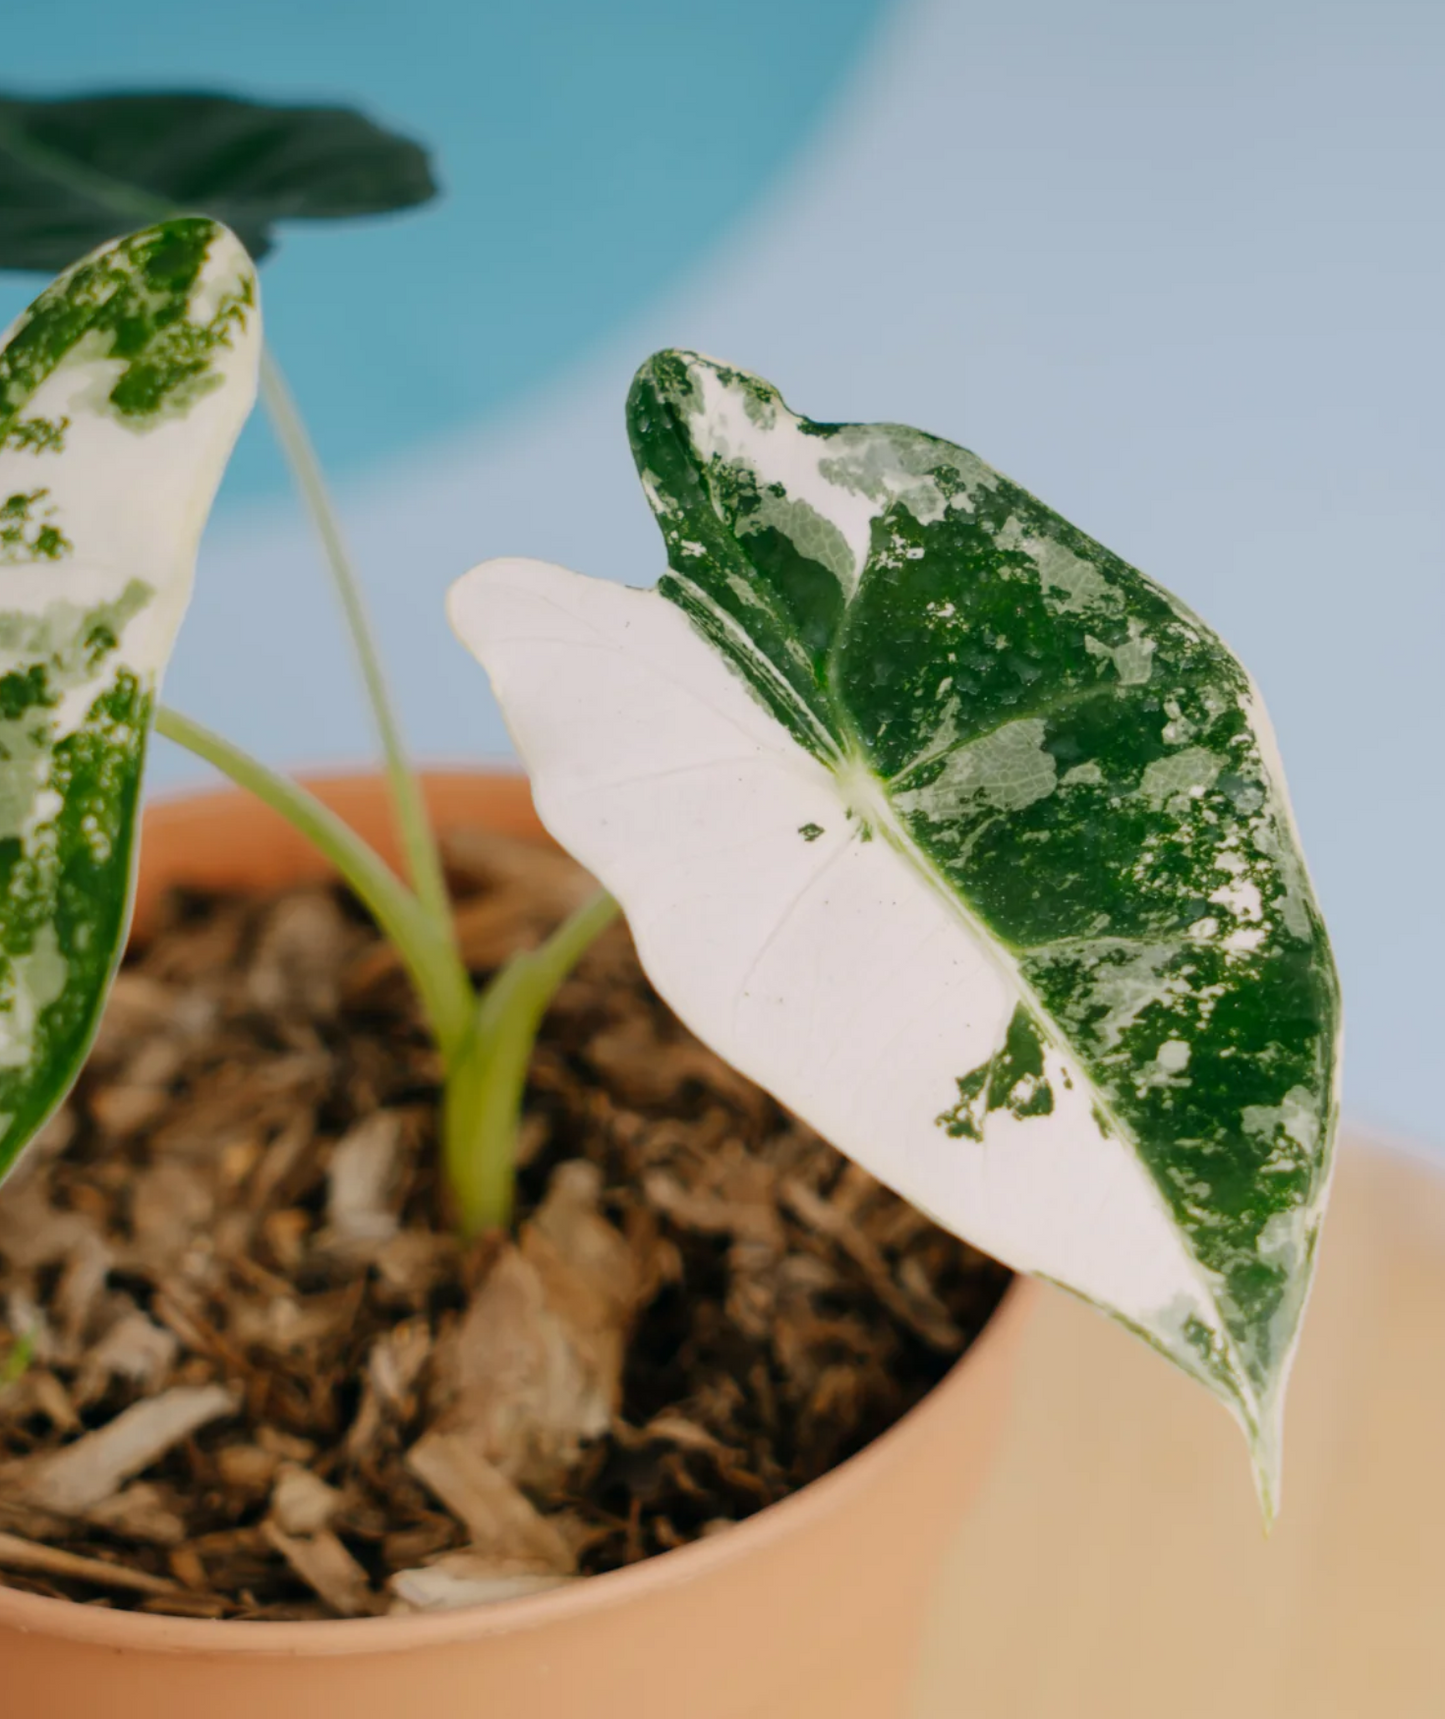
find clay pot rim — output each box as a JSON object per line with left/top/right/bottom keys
{"left": 0, "top": 767, "right": 1029, "bottom": 1657}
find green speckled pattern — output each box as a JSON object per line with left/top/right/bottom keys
{"left": 628, "top": 349, "right": 1341, "bottom": 1479}
{"left": 0, "top": 218, "right": 258, "bottom": 1179}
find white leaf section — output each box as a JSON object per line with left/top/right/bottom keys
{"left": 0, "top": 227, "right": 259, "bottom": 680}
{"left": 449, "top": 558, "right": 1253, "bottom": 1445}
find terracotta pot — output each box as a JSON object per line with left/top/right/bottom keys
{"left": 0, "top": 771, "right": 1032, "bottom": 1719}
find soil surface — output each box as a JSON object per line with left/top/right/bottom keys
{"left": 0, "top": 825, "right": 1009, "bottom": 1619}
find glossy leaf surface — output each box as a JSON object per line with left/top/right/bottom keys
{"left": 450, "top": 351, "right": 1341, "bottom": 1513}
{"left": 0, "top": 218, "right": 259, "bottom": 1178}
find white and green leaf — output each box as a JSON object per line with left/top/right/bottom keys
{"left": 449, "top": 350, "right": 1341, "bottom": 1514}
{"left": 0, "top": 217, "right": 259, "bottom": 1180}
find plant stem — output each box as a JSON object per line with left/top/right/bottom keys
{"left": 155, "top": 705, "right": 474, "bottom": 1058}
{"left": 256, "top": 346, "right": 455, "bottom": 942}
{"left": 444, "top": 890, "right": 619, "bottom": 1236}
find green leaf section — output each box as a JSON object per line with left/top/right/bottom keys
{"left": 0, "top": 653, "right": 150, "bottom": 1175}
{"left": 0, "top": 218, "right": 257, "bottom": 1179}
{"left": 0, "top": 91, "right": 437, "bottom": 271}
{"left": 627, "top": 350, "right": 1341, "bottom": 1411}
{"left": 1, "top": 217, "right": 254, "bottom": 438}
{"left": 936, "top": 1004, "right": 1058, "bottom": 1141}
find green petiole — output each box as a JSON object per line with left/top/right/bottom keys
{"left": 443, "top": 889, "right": 620, "bottom": 1236}
{"left": 155, "top": 706, "right": 618, "bottom": 1233}
{"left": 256, "top": 347, "right": 456, "bottom": 945}
{"left": 153, "top": 706, "right": 475, "bottom": 1058}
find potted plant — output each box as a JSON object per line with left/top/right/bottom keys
{"left": 0, "top": 92, "right": 1339, "bottom": 1717}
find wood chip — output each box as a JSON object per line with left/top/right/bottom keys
{"left": 372, "top": 1230, "right": 456, "bottom": 1305}
{"left": 214, "top": 1443, "right": 279, "bottom": 1493}
{"left": 390, "top": 1554, "right": 573, "bottom": 1613}
{"left": 260, "top": 1207, "right": 310, "bottom": 1269}
{"left": 54, "top": 1231, "right": 114, "bottom": 1344}
{"left": 0, "top": 1530, "right": 178, "bottom": 1596}
{"left": 524, "top": 1161, "right": 639, "bottom": 1332}
{"left": 89, "top": 1082, "right": 171, "bottom": 1139}
{"left": 247, "top": 890, "right": 356, "bottom": 1020}
{"left": 228, "top": 1290, "right": 351, "bottom": 1355}
{"left": 381, "top": 1516, "right": 457, "bottom": 1570}
{"left": 77, "top": 1309, "right": 179, "bottom": 1401}
{"left": 643, "top": 1166, "right": 782, "bottom": 1246}
{"left": 434, "top": 1163, "right": 639, "bottom": 1490}
{"left": 130, "top": 1160, "right": 217, "bottom": 1270}
{"left": 262, "top": 1523, "right": 377, "bottom": 1617}
{"left": 86, "top": 1483, "right": 187, "bottom": 1546}
{"left": 635, "top": 1413, "right": 728, "bottom": 1455}
{"left": 269, "top": 1463, "right": 344, "bottom": 1536}
{"left": 781, "top": 1178, "right": 962, "bottom": 1351}
{"left": 248, "top": 1116, "right": 318, "bottom": 1214}
{"left": 405, "top": 1431, "right": 574, "bottom": 1573}
{"left": 587, "top": 1017, "right": 762, "bottom": 1112}
{"left": 368, "top": 1318, "right": 431, "bottom": 1414}
{"left": 324, "top": 1113, "right": 403, "bottom": 1249}
{"left": 3, "top": 1384, "right": 238, "bottom": 1515}
{"left": 437, "top": 1247, "right": 597, "bottom": 1488}
{"left": 0, "top": 1179, "right": 93, "bottom": 1271}
{"left": 256, "top": 1426, "right": 316, "bottom": 1463}
{"left": 347, "top": 1318, "right": 432, "bottom": 1460}
{"left": 168, "top": 1544, "right": 208, "bottom": 1590}
{"left": 26, "top": 1370, "right": 80, "bottom": 1433}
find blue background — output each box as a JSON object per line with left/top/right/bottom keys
{"left": 2, "top": 0, "right": 888, "bottom": 492}
{"left": 6, "top": 0, "right": 1444, "bottom": 1151}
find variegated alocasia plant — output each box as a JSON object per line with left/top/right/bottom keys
{"left": 449, "top": 350, "right": 1342, "bottom": 1515}
{"left": 0, "top": 91, "right": 617, "bottom": 1240}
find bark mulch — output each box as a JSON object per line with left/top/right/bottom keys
{"left": 0, "top": 825, "right": 1010, "bottom": 1619}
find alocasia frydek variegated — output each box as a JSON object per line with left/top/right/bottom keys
{"left": 0, "top": 217, "right": 258, "bottom": 1178}
{"left": 449, "top": 350, "right": 1342, "bottom": 1514}
{"left": 0, "top": 211, "right": 613, "bottom": 1243}
{"left": 0, "top": 105, "right": 617, "bottom": 1247}
{"left": 0, "top": 180, "right": 1341, "bottom": 1517}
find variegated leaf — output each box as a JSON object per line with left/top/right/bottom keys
{"left": 0, "top": 217, "right": 259, "bottom": 1179}
{"left": 450, "top": 351, "right": 1341, "bottom": 1514}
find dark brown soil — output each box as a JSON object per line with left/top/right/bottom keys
{"left": 0, "top": 825, "right": 1009, "bottom": 1619}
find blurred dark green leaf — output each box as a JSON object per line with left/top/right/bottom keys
{"left": 0, "top": 89, "right": 438, "bottom": 270}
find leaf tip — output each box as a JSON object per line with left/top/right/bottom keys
{"left": 1246, "top": 1390, "right": 1285, "bottom": 1534}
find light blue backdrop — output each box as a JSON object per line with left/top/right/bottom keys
{"left": 2, "top": 0, "right": 889, "bottom": 492}
{"left": 6, "top": 0, "right": 1443, "bottom": 1150}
